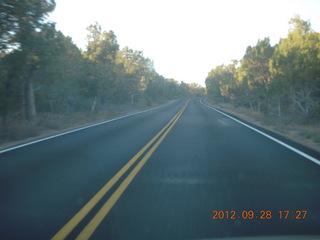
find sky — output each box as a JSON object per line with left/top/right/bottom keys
{"left": 48, "top": 0, "right": 320, "bottom": 86}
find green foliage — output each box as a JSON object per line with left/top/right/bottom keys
{"left": 0, "top": 0, "right": 57, "bottom": 120}
{"left": 35, "top": 32, "right": 85, "bottom": 113}
{"left": 205, "top": 61, "right": 237, "bottom": 103}
{"left": 0, "top": 0, "right": 56, "bottom": 52}
{"left": 206, "top": 16, "right": 320, "bottom": 119}
{"left": 236, "top": 38, "right": 274, "bottom": 111}
{"left": 0, "top": 50, "right": 26, "bottom": 122}
{"left": 270, "top": 16, "right": 320, "bottom": 115}
{"left": 1, "top": 6, "right": 204, "bottom": 123}
{"left": 82, "top": 22, "right": 119, "bottom": 112}
{"left": 115, "top": 47, "right": 152, "bottom": 104}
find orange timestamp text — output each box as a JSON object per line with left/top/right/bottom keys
{"left": 211, "top": 210, "right": 307, "bottom": 220}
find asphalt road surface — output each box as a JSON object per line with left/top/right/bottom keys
{"left": 1, "top": 98, "right": 320, "bottom": 240}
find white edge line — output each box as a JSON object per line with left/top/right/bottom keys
{"left": 200, "top": 99, "right": 320, "bottom": 166}
{"left": 0, "top": 101, "right": 176, "bottom": 154}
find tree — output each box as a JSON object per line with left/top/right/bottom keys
{"left": 270, "top": 16, "right": 320, "bottom": 116}
{"left": 82, "top": 23, "right": 119, "bottom": 113}
{"left": 144, "top": 72, "right": 165, "bottom": 102}
{"left": 205, "top": 62, "right": 237, "bottom": 103}
{"left": 236, "top": 38, "right": 274, "bottom": 112}
{"left": 177, "top": 81, "right": 190, "bottom": 98}
{"left": 0, "top": 51, "right": 24, "bottom": 123}
{"left": 205, "top": 15, "right": 320, "bottom": 119}
{"left": 188, "top": 83, "right": 205, "bottom": 97}
{"left": 34, "top": 33, "right": 84, "bottom": 114}
{"left": 0, "top": 23, "right": 63, "bottom": 120}
{"left": 219, "top": 60, "right": 238, "bottom": 103}
{"left": 206, "top": 65, "right": 224, "bottom": 102}
{"left": 0, "top": 0, "right": 56, "bottom": 120}
{"left": 0, "top": 0, "right": 56, "bottom": 52}
{"left": 115, "top": 47, "right": 154, "bottom": 104}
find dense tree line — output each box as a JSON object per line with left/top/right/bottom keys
{"left": 0, "top": 0, "right": 204, "bottom": 123}
{"left": 206, "top": 16, "right": 320, "bottom": 120}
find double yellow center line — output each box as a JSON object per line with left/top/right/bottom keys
{"left": 52, "top": 101, "right": 188, "bottom": 240}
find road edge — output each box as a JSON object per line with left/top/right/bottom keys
{"left": 0, "top": 100, "right": 177, "bottom": 154}
{"left": 200, "top": 99, "right": 320, "bottom": 166}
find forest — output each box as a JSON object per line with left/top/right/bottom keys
{"left": 205, "top": 16, "right": 320, "bottom": 122}
{"left": 1, "top": 1, "right": 319, "bottom": 146}
{"left": 0, "top": 0, "right": 204, "bottom": 126}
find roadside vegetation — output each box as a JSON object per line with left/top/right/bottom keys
{"left": 0, "top": 0, "right": 204, "bottom": 148}
{"left": 205, "top": 16, "right": 320, "bottom": 152}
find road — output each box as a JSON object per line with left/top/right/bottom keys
{"left": 1, "top": 98, "right": 320, "bottom": 240}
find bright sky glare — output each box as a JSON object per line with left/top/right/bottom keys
{"left": 49, "top": 0, "right": 320, "bottom": 86}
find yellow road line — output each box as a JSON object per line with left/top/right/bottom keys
{"left": 76, "top": 103, "right": 187, "bottom": 240}
{"left": 51, "top": 102, "right": 188, "bottom": 240}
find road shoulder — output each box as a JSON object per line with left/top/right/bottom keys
{"left": 202, "top": 99, "right": 320, "bottom": 154}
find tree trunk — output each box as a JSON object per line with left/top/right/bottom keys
{"left": 21, "top": 83, "right": 26, "bottom": 120}
{"left": 22, "top": 77, "right": 37, "bottom": 119}
{"left": 249, "top": 101, "right": 253, "bottom": 111}
{"left": 277, "top": 95, "right": 281, "bottom": 118}
{"left": 91, "top": 96, "right": 97, "bottom": 114}
{"left": 21, "top": 56, "right": 37, "bottom": 120}
{"left": 27, "top": 81, "right": 37, "bottom": 118}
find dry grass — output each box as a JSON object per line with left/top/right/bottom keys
{"left": 0, "top": 101, "right": 168, "bottom": 151}
{"left": 205, "top": 100, "right": 320, "bottom": 153}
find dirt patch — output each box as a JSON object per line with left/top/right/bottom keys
{"left": 204, "top": 100, "right": 320, "bottom": 153}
